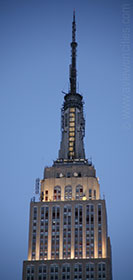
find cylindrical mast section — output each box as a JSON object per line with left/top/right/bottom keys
{"left": 70, "top": 10, "right": 78, "bottom": 94}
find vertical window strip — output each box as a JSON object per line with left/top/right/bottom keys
{"left": 63, "top": 205, "right": 71, "bottom": 258}
{"left": 69, "top": 107, "right": 75, "bottom": 158}
{"left": 39, "top": 206, "right": 49, "bottom": 260}
{"left": 51, "top": 206, "right": 60, "bottom": 259}
{"left": 32, "top": 207, "right": 37, "bottom": 260}
{"left": 75, "top": 205, "right": 83, "bottom": 258}
{"left": 86, "top": 205, "right": 94, "bottom": 258}
{"left": 98, "top": 204, "right": 102, "bottom": 258}
{"left": 45, "top": 190, "right": 48, "bottom": 201}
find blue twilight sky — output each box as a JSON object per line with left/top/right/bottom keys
{"left": 0, "top": 0, "right": 133, "bottom": 279}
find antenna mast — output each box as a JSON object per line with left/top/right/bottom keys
{"left": 69, "top": 10, "right": 77, "bottom": 94}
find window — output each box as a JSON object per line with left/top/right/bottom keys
{"left": 74, "top": 263, "right": 82, "bottom": 280}
{"left": 69, "top": 132, "right": 75, "bottom": 136}
{"left": 50, "top": 265, "right": 59, "bottom": 280}
{"left": 98, "top": 263, "right": 106, "bottom": 280}
{"left": 38, "top": 265, "right": 47, "bottom": 280}
{"left": 89, "top": 189, "right": 92, "bottom": 199}
{"left": 69, "top": 142, "right": 74, "bottom": 147}
{"left": 86, "top": 263, "right": 94, "bottom": 279}
{"left": 69, "top": 127, "right": 75, "bottom": 132}
{"left": 76, "top": 185, "right": 83, "bottom": 200}
{"left": 94, "top": 190, "right": 96, "bottom": 199}
{"left": 26, "top": 265, "right": 35, "bottom": 280}
{"left": 69, "top": 152, "right": 74, "bottom": 156}
{"left": 45, "top": 190, "right": 48, "bottom": 201}
{"left": 70, "top": 108, "right": 75, "bottom": 112}
{"left": 69, "top": 137, "right": 75, "bottom": 141}
{"left": 62, "top": 264, "right": 71, "bottom": 280}
{"left": 53, "top": 186, "right": 61, "bottom": 200}
{"left": 65, "top": 186, "right": 72, "bottom": 200}
{"left": 70, "top": 121, "right": 75, "bottom": 127}
{"left": 70, "top": 114, "right": 75, "bottom": 121}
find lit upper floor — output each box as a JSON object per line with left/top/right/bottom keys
{"left": 40, "top": 163, "right": 100, "bottom": 202}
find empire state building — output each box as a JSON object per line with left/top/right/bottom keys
{"left": 22, "top": 12, "right": 112, "bottom": 280}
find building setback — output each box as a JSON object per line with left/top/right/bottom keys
{"left": 22, "top": 11, "right": 112, "bottom": 280}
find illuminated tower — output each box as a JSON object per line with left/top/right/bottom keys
{"left": 22, "top": 12, "right": 112, "bottom": 280}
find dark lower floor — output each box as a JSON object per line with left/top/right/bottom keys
{"left": 23, "top": 258, "right": 112, "bottom": 280}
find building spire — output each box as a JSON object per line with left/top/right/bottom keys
{"left": 58, "top": 11, "right": 85, "bottom": 161}
{"left": 70, "top": 10, "right": 77, "bottom": 94}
